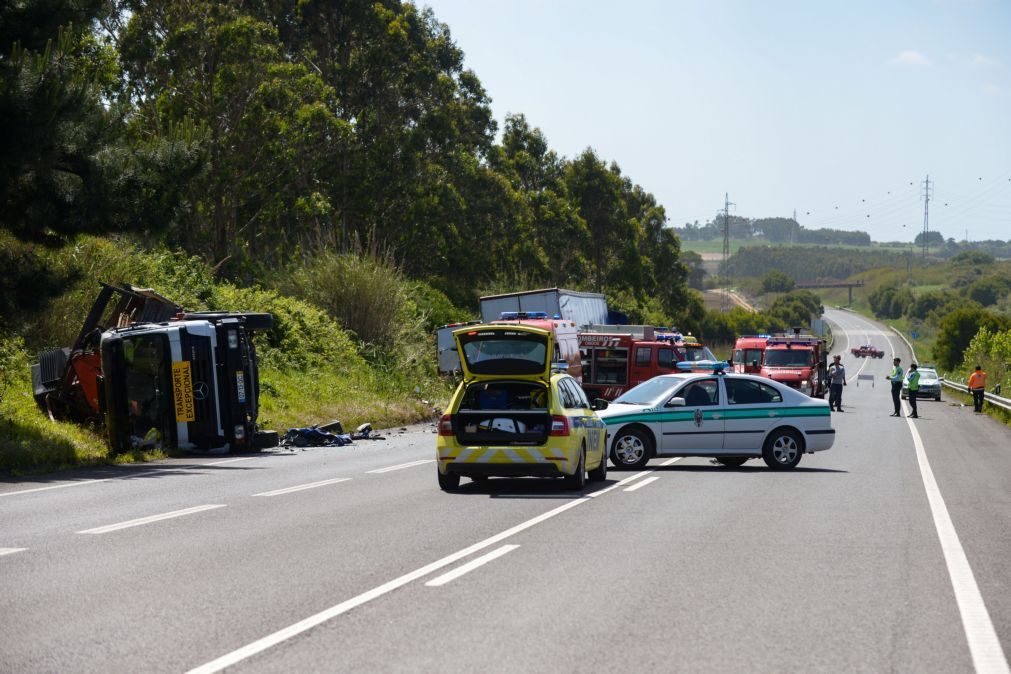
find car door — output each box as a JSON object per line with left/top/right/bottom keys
{"left": 722, "top": 377, "right": 784, "bottom": 452}
{"left": 562, "top": 378, "right": 606, "bottom": 465}
{"left": 660, "top": 378, "right": 725, "bottom": 452}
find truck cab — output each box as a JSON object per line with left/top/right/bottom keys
{"left": 759, "top": 332, "right": 828, "bottom": 398}
{"left": 579, "top": 327, "right": 683, "bottom": 400}
{"left": 31, "top": 283, "right": 276, "bottom": 454}
{"left": 732, "top": 335, "right": 770, "bottom": 374}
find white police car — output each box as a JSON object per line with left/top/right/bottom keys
{"left": 597, "top": 371, "right": 835, "bottom": 470}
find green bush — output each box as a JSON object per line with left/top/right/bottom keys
{"left": 934, "top": 308, "right": 1010, "bottom": 371}
{"left": 0, "top": 334, "right": 109, "bottom": 474}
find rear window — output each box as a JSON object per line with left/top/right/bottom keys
{"left": 459, "top": 330, "right": 546, "bottom": 375}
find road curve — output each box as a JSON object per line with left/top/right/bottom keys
{"left": 1, "top": 310, "right": 1008, "bottom": 673}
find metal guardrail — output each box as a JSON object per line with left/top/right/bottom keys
{"left": 889, "top": 326, "right": 1011, "bottom": 412}
{"left": 938, "top": 378, "right": 1011, "bottom": 412}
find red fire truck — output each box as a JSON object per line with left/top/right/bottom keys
{"left": 578, "top": 328, "right": 719, "bottom": 400}
{"left": 731, "top": 335, "right": 770, "bottom": 374}
{"left": 758, "top": 331, "right": 828, "bottom": 398}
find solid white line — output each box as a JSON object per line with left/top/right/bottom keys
{"left": 366, "top": 459, "right": 436, "bottom": 474}
{"left": 254, "top": 477, "right": 351, "bottom": 497}
{"left": 425, "top": 545, "right": 520, "bottom": 587}
{"left": 187, "top": 471, "right": 650, "bottom": 674}
{"left": 77, "top": 504, "right": 226, "bottom": 535}
{"left": 205, "top": 457, "right": 257, "bottom": 466}
{"left": 880, "top": 329, "right": 1010, "bottom": 673}
{"left": 0, "top": 548, "right": 27, "bottom": 557}
{"left": 586, "top": 469, "right": 656, "bottom": 498}
{"left": 658, "top": 457, "right": 683, "bottom": 466}
{"left": 0, "top": 479, "right": 110, "bottom": 498}
{"left": 624, "top": 476, "right": 660, "bottom": 492}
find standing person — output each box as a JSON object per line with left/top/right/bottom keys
{"left": 906, "top": 363, "right": 920, "bottom": 419}
{"left": 828, "top": 354, "right": 847, "bottom": 412}
{"left": 968, "top": 365, "right": 988, "bottom": 413}
{"left": 886, "top": 357, "right": 904, "bottom": 417}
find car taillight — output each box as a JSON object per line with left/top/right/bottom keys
{"left": 550, "top": 416, "right": 570, "bottom": 436}
{"left": 438, "top": 414, "right": 454, "bottom": 436}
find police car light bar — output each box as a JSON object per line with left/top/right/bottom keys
{"left": 676, "top": 360, "right": 730, "bottom": 373}
{"left": 498, "top": 311, "right": 549, "bottom": 320}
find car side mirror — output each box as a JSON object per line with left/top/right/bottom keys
{"left": 592, "top": 398, "right": 609, "bottom": 411}
{"left": 666, "top": 396, "right": 686, "bottom": 408}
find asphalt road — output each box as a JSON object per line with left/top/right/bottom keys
{"left": 1, "top": 310, "right": 1009, "bottom": 673}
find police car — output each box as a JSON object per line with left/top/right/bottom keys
{"left": 436, "top": 324, "right": 608, "bottom": 491}
{"left": 597, "top": 370, "right": 835, "bottom": 470}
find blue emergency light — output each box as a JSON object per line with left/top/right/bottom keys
{"left": 498, "top": 311, "right": 549, "bottom": 320}
{"left": 677, "top": 360, "right": 730, "bottom": 374}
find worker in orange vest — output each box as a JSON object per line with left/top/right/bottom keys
{"left": 968, "top": 365, "right": 987, "bottom": 413}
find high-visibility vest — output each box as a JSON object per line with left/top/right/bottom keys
{"left": 907, "top": 370, "right": 920, "bottom": 391}
{"left": 968, "top": 371, "right": 987, "bottom": 390}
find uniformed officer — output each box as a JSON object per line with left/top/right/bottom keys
{"left": 886, "top": 357, "right": 904, "bottom": 417}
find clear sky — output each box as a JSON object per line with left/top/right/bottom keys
{"left": 420, "top": 0, "right": 1011, "bottom": 242}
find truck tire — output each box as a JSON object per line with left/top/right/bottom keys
{"left": 253, "top": 430, "right": 279, "bottom": 449}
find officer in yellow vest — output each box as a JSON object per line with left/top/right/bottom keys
{"left": 886, "top": 357, "right": 904, "bottom": 417}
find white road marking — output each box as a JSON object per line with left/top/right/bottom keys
{"left": 874, "top": 327, "right": 1011, "bottom": 674}
{"left": 0, "top": 479, "right": 110, "bottom": 498}
{"left": 366, "top": 459, "right": 436, "bottom": 474}
{"left": 424, "top": 545, "right": 520, "bottom": 587}
{"left": 205, "top": 457, "right": 257, "bottom": 466}
{"left": 254, "top": 477, "right": 351, "bottom": 497}
{"left": 77, "top": 504, "right": 226, "bottom": 535}
{"left": 0, "top": 548, "right": 27, "bottom": 557}
{"left": 586, "top": 469, "right": 656, "bottom": 498}
{"left": 658, "top": 457, "right": 683, "bottom": 466}
{"left": 624, "top": 476, "right": 660, "bottom": 492}
{"left": 186, "top": 470, "right": 650, "bottom": 674}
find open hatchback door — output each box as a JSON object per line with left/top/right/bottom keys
{"left": 450, "top": 325, "right": 556, "bottom": 447}
{"left": 454, "top": 324, "right": 554, "bottom": 382}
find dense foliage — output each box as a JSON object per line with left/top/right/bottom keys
{"left": 727, "top": 245, "right": 917, "bottom": 282}
{"left": 676, "top": 217, "right": 871, "bottom": 246}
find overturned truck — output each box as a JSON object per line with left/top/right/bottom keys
{"left": 31, "top": 283, "right": 278, "bottom": 454}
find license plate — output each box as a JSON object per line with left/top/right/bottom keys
{"left": 236, "top": 372, "right": 246, "bottom": 403}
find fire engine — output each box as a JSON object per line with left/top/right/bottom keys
{"left": 758, "top": 330, "right": 828, "bottom": 398}
{"left": 578, "top": 327, "right": 720, "bottom": 401}
{"left": 731, "top": 335, "right": 770, "bottom": 374}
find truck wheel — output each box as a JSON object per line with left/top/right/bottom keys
{"left": 610, "top": 427, "right": 652, "bottom": 470}
{"left": 438, "top": 469, "right": 460, "bottom": 492}
{"left": 252, "top": 430, "right": 279, "bottom": 450}
{"left": 763, "top": 429, "right": 803, "bottom": 470}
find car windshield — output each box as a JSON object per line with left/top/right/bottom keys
{"left": 613, "top": 376, "right": 683, "bottom": 405}
{"left": 682, "top": 345, "right": 717, "bottom": 362}
{"left": 764, "top": 349, "right": 813, "bottom": 367}
{"left": 121, "top": 334, "right": 172, "bottom": 446}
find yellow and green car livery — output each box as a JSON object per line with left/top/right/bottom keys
{"left": 597, "top": 373, "right": 835, "bottom": 470}
{"left": 436, "top": 324, "right": 608, "bottom": 491}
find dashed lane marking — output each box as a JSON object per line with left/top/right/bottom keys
{"left": 424, "top": 545, "right": 520, "bottom": 587}
{"left": 186, "top": 470, "right": 653, "bottom": 674}
{"left": 254, "top": 478, "right": 351, "bottom": 497}
{"left": 366, "top": 459, "right": 436, "bottom": 474}
{"left": 0, "top": 548, "right": 27, "bottom": 557}
{"left": 77, "top": 504, "right": 227, "bottom": 535}
{"left": 624, "top": 476, "right": 660, "bottom": 492}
